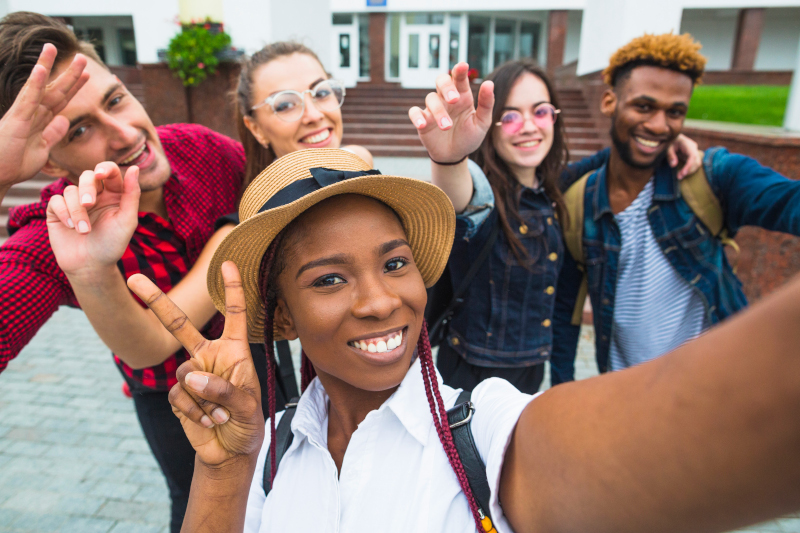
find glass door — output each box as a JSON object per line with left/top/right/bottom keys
{"left": 399, "top": 14, "right": 448, "bottom": 88}
{"left": 331, "top": 14, "right": 359, "bottom": 88}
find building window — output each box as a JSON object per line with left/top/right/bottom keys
{"left": 333, "top": 14, "right": 353, "bottom": 25}
{"left": 339, "top": 34, "right": 351, "bottom": 67}
{"left": 387, "top": 14, "right": 400, "bottom": 79}
{"left": 449, "top": 14, "right": 461, "bottom": 69}
{"left": 468, "top": 16, "right": 490, "bottom": 79}
{"left": 429, "top": 34, "right": 440, "bottom": 68}
{"left": 519, "top": 21, "right": 540, "bottom": 59}
{"left": 494, "top": 19, "right": 515, "bottom": 68}
{"left": 75, "top": 27, "right": 106, "bottom": 63}
{"left": 408, "top": 34, "right": 420, "bottom": 68}
{"left": 406, "top": 13, "right": 445, "bottom": 25}
{"left": 117, "top": 28, "right": 137, "bottom": 66}
{"left": 359, "top": 14, "right": 370, "bottom": 78}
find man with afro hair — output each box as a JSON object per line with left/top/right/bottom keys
{"left": 551, "top": 32, "right": 800, "bottom": 384}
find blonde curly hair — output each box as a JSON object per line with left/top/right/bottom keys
{"left": 603, "top": 33, "right": 707, "bottom": 87}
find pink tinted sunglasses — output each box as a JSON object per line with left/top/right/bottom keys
{"left": 495, "top": 103, "right": 561, "bottom": 135}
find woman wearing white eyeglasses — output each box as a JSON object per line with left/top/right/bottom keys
{"left": 409, "top": 59, "right": 699, "bottom": 394}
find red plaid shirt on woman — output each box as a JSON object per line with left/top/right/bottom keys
{"left": 0, "top": 124, "right": 244, "bottom": 391}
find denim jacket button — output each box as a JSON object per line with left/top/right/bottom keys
{"left": 602, "top": 298, "right": 610, "bottom": 305}
{"left": 548, "top": 252, "right": 558, "bottom": 261}
{"left": 519, "top": 224, "right": 528, "bottom": 235}
{"left": 547, "top": 217, "right": 553, "bottom": 225}
{"left": 545, "top": 286, "right": 555, "bottom": 295}
{"left": 542, "top": 319, "right": 551, "bottom": 327}
{"left": 450, "top": 336, "right": 460, "bottom": 346}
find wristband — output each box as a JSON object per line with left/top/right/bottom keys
{"left": 429, "top": 154, "right": 468, "bottom": 166}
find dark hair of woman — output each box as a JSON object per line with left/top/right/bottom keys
{"left": 472, "top": 58, "right": 570, "bottom": 264}
{"left": 233, "top": 42, "right": 326, "bottom": 198}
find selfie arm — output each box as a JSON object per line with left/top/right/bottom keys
{"left": 501, "top": 273, "right": 800, "bottom": 533}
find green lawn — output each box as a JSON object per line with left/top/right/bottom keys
{"left": 687, "top": 85, "right": 789, "bottom": 126}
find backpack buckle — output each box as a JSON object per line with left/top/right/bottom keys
{"left": 449, "top": 401, "right": 475, "bottom": 429}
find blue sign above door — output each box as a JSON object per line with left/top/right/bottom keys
{"left": 367, "top": 0, "right": 387, "bottom": 6}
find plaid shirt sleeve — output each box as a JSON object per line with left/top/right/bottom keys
{"left": 0, "top": 213, "right": 77, "bottom": 372}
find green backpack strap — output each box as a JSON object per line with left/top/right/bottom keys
{"left": 678, "top": 153, "right": 741, "bottom": 265}
{"left": 562, "top": 171, "right": 593, "bottom": 326}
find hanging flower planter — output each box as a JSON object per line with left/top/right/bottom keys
{"left": 164, "top": 19, "right": 233, "bottom": 87}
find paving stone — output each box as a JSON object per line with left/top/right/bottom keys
{"left": 115, "top": 437, "right": 150, "bottom": 454}
{"left": 125, "top": 452, "right": 159, "bottom": 468}
{"left": 109, "top": 522, "right": 163, "bottom": 533}
{"left": 776, "top": 518, "right": 800, "bottom": 532}
{"left": 0, "top": 509, "right": 21, "bottom": 527}
{"left": 126, "top": 468, "right": 166, "bottom": 487}
{"left": 96, "top": 500, "right": 163, "bottom": 522}
{"left": 89, "top": 480, "right": 141, "bottom": 500}
{"left": 132, "top": 484, "right": 169, "bottom": 504}
{"left": 57, "top": 516, "right": 115, "bottom": 533}
{"left": 52, "top": 494, "right": 107, "bottom": 516}
{"left": 5, "top": 511, "right": 66, "bottom": 532}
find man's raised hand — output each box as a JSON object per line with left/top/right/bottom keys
{"left": 46, "top": 163, "right": 140, "bottom": 281}
{"left": 127, "top": 262, "right": 265, "bottom": 467}
{"left": 0, "top": 44, "right": 88, "bottom": 201}
{"left": 408, "top": 62, "right": 495, "bottom": 164}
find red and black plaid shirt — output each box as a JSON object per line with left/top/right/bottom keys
{"left": 1, "top": 123, "right": 244, "bottom": 391}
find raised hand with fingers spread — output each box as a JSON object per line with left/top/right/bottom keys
{"left": 0, "top": 43, "right": 88, "bottom": 203}
{"left": 127, "top": 261, "right": 264, "bottom": 467}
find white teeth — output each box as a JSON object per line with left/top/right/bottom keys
{"left": 359, "top": 341, "right": 367, "bottom": 351}
{"left": 120, "top": 144, "right": 145, "bottom": 165}
{"left": 395, "top": 333, "right": 402, "bottom": 346}
{"left": 517, "top": 140, "right": 541, "bottom": 148}
{"left": 351, "top": 330, "right": 405, "bottom": 353}
{"left": 635, "top": 136, "right": 659, "bottom": 148}
{"left": 302, "top": 129, "right": 330, "bottom": 144}
{"left": 376, "top": 340, "right": 387, "bottom": 353}
{"left": 367, "top": 343, "right": 377, "bottom": 353}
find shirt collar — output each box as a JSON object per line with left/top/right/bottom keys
{"left": 290, "top": 357, "right": 452, "bottom": 449}
{"left": 592, "top": 158, "right": 679, "bottom": 221}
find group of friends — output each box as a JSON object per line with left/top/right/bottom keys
{"left": 2, "top": 10, "right": 800, "bottom": 533}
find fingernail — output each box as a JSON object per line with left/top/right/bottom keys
{"left": 415, "top": 118, "right": 426, "bottom": 128}
{"left": 77, "top": 220, "right": 89, "bottom": 233}
{"left": 81, "top": 194, "right": 92, "bottom": 205}
{"left": 447, "top": 91, "right": 459, "bottom": 102}
{"left": 67, "top": 218, "right": 74, "bottom": 229}
{"left": 211, "top": 408, "right": 229, "bottom": 424}
{"left": 199, "top": 415, "right": 214, "bottom": 428}
{"left": 440, "top": 117, "right": 452, "bottom": 128}
{"left": 185, "top": 372, "right": 208, "bottom": 392}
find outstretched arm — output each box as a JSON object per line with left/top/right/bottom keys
{"left": 502, "top": 272, "right": 800, "bottom": 533}
{"left": 408, "top": 62, "right": 495, "bottom": 213}
{"left": 47, "top": 162, "right": 231, "bottom": 369}
{"left": 0, "top": 44, "right": 88, "bottom": 204}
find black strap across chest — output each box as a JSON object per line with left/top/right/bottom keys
{"left": 262, "top": 390, "right": 493, "bottom": 526}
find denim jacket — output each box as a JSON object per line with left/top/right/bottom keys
{"left": 446, "top": 153, "right": 608, "bottom": 367}
{"left": 551, "top": 147, "right": 800, "bottom": 384}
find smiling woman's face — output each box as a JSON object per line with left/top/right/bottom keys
{"left": 273, "top": 195, "right": 427, "bottom": 392}
{"left": 246, "top": 53, "right": 344, "bottom": 158}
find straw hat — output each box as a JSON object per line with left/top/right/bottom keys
{"left": 207, "top": 148, "right": 456, "bottom": 342}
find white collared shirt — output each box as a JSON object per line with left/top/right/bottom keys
{"left": 244, "top": 358, "right": 536, "bottom": 533}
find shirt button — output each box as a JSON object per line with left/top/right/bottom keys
{"left": 542, "top": 319, "right": 551, "bottom": 327}
{"left": 602, "top": 298, "right": 610, "bottom": 305}
{"left": 545, "top": 286, "right": 555, "bottom": 295}
{"left": 548, "top": 252, "right": 558, "bottom": 261}
{"left": 547, "top": 217, "right": 553, "bottom": 225}
{"left": 450, "top": 337, "right": 460, "bottom": 346}
{"left": 519, "top": 224, "right": 528, "bottom": 235}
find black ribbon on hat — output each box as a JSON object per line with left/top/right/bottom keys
{"left": 258, "top": 167, "right": 382, "bottom": 213}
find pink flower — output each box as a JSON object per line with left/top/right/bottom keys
{"left": 197, "top": 62, "right": 205, "bottom": 69}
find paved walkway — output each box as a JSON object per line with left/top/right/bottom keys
{"left": 0, "top": 308, "right": 798, "bottom": 532}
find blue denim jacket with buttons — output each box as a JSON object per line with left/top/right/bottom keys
{"left": 446, "top": 154, "right": 608, "bottom": 368}
{"left": 551, "top": 147, "right": 800, "bottom": 384}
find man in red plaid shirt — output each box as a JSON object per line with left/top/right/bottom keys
{"left": 0, "top": 13, "right": 244, "bottom": 532}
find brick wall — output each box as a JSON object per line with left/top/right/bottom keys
{"left": 681, "top": 126, "right": 800, "bottom": 301}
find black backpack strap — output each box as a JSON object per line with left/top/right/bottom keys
{"left": 429, "top": 222, "right": 499, "bottom": 342}
{"left": 275, "top": 340, "right": 299, "bottom": 399}
{"left": 263, "top": 397, "right": 300, "bottom": 496}
{"left": 447, "top": 390, "right": 495, "bottom": 531}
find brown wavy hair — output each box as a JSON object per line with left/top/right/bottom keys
{"left": 472, "top": 59, "right": 569, "bottom": 264}
{"left": 233, "top": 42, "right": 325, "bottom": 199}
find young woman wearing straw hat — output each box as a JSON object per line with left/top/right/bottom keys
{"left": 408, "top": 60, "right": 700, "bottom": 394}
{"left": 127, "top": 148, "right": 800, "bottom": 533}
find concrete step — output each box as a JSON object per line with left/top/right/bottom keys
{"left": 343, "top": 133, "right": 423, "bottom": 146}
{"left": 0, "top": 195, "right": 36, "bottom": 216}
{"left": 358, "top": 145, "right": 429, "bottom": 157}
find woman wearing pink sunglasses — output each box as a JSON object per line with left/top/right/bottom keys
{"left": 409, "top": 59, "right": 698, "bottom": 393}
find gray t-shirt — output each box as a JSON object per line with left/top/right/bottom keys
{"left": 609, "top": 179, "right": 707, "bottom": 371}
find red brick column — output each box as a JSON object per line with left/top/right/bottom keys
{"left": 547, "top": 10, "right": 568, "bottom": 75}
{"left": 368, "top": 13, "right": 386, "bottom": 84}
{"left": 731, "top": 8, "right": 765, "bottom": 71}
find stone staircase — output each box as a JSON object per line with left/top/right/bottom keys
{"left": 341, "top": 83, "right": 607, "bottom": 160}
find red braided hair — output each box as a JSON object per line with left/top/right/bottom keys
{"left": 258, "top": 236, "right": 483, "bottom": 530}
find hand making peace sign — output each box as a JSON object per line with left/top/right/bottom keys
{"left": 127, "top": 262, "right": 265, "bottom": 467}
